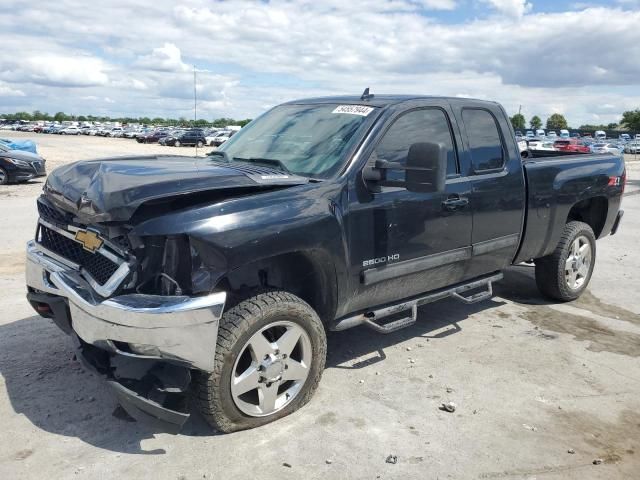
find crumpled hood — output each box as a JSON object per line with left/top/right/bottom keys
{"left": 44, "top": 155, "right": 308, "bottom": 223}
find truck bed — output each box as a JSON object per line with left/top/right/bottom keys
{"left": 514, "top": 153, "right": 625, "bottom": 263}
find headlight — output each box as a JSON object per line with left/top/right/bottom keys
{"left": 4, "top": 157, "right": 30, "bottom": 167}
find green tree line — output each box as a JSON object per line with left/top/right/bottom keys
{"left": 509, "top": 109, "right": 640, "bottom": 132}
{"left": 0, "top": 110, "right": 252, "bottom": 128}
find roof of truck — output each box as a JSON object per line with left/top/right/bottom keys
{"left": 282, "top": 94, "right": 500, "bottom": 108}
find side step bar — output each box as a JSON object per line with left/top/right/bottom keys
{"left": 332, "top": 273, "right": 502, "bottom": 334}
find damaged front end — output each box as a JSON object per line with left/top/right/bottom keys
{"left": 26, "top": 196, "right": 226, "bottom": 431}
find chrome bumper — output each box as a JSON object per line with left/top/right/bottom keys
{"left": 26, "top": 240, "right": 226, "bottom": 372}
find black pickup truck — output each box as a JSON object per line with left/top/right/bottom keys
{"left": 26, "top": 94, "right": 625, "bottom": 433}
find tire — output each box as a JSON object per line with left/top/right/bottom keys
{"left": 197, "top": 141, "right": 204, "bottom": 148}
{"left": 0, "top": 167, "right": 8, "bottom": 185}
{"left": 174, "top": 140, "right": 181, "bottom": 147}
{"left": 193, "top": 291, "right": 326, "bottom": 433}
{"left": 535, "top": 221, "right": 596, "bottom": 301}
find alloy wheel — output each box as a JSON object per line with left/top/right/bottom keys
{"left": 231, "top": 321, "right": 312, "bottom": 417}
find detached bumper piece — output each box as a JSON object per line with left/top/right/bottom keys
{"left": 25, "top": 240, "right": 227, "bottom": 431}
{"left": 76, "top": 338, "right": 191, "bottom": 433}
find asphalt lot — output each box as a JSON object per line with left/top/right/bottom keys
{"left": 1, "top": 132, "right": 639, "bottom": 479}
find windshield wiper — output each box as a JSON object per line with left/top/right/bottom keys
{"left": 232, "top": 157, "right": 292, "bottom": 174}
{"left": 207, "top": 150, "right": 230, "bottom": 162}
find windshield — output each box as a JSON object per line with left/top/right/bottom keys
{"left": 219, "top": 103, "right": 376, "bottom": 178}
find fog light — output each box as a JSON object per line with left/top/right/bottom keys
{"left": 127, "top": 343, "right": 161, "bottom": 357}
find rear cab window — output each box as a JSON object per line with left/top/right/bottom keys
{"left": 462, "top": 109, "right": 505, "bottom": 173}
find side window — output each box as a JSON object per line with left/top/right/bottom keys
{"left": 462, "top": 109, "right": 504, "bottom": 172}
{"left": 375, "top": 108, "right": 458, "bottom": 182}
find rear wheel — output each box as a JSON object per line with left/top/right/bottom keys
{"left": 174, "top": 140, "right": 181, "bottom": 147}
{"left": 0, "top": 167, "right": 8, "bottom": 185}
{"left": 193, "top": 291, "right": 326, "bottom": 433}
{"left": 535, "top": 221, "right": 596, "bottom": 301}
{"left": 197, "top": 140, "right": 204, "bottom": 148}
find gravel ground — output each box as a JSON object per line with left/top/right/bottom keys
{"left": 1, "top": 132, "right": 639, "bottom": 479}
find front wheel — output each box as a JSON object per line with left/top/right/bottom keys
{"left": 0, "top": 167, "right": 8, "bottom": 185}
{"left": 174, "top": 140, "right": 181, "bottom": 147}
{"left": 535, "top": 221, "right": 596, "bottom": 301}
{"left": 196, "top": 140, "right": 204, "bottom": 148}
{"left": 193, "top": 291, "right": 326, "bottom": 433}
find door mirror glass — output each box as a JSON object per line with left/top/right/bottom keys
{"left": 405, "top": 142, "right": 447, "bottom": 193}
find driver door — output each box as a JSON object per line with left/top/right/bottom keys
{"left": 344, "top": 103, "right": 473, "bottom": 313}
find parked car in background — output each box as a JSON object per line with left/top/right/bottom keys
{"left": 531, "top": 141, "right": 557, "bottom": 152}
{"left": 526, "top": 131, "right": 534, "bottom": 139}
{"left": 547, "top": 131, "right": 558, "bottom": 139}
{"left": 0, "top": 143, "right": 46, "bottom": 184}
{"left": 619, "top": 134, "right": 631, "bottom": 142}
{"left": 623, "top": 141, "right": 640, "bottom": 154}
{"left": 159, "top": 129, "right": 184, "bottom": 146}
{"left": 595, "top": 130, "right": 606, "bottom": 141}
{"left": 209, "top": 130, "right": 235, "bottom": 146}
{"left": 60, "top": 126, "right": 81, "bottom": 135}
{"left": 137, "top": 130, "right": 168, "bottom": 144}
{"left": 635, "top": 134, "right": 640, "bottom": 141}
{"left": 560, "top": 129, "right": 570, "bottom": 139}
{"left": 165, "top": 129, "right": 206, "bottom": 147}
{"left": 535, "top": 129, "right": 546, "bottom": 138}
{"left": 554, "top": 139, "right": 590, "bottom": 154}
{"left": 107, "top": 127, "right": 124, "bottom": 137}
{"left": 591, "top": 143, "right": 622, "bottom": 154}
{"left": 518, "top": 139, "right": 529, "bottom": 158}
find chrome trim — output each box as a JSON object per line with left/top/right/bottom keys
{"left": 32, "top": 242, "right": 81, "bottom": 270}
{"left": 39, "top": 218, "right": 77, "bottom": 240}
{"left": 85, "top": 261, "right": 131, "bottom": 298}
{"left": 26, "top": 242, "right": 226, "bottom": 372}
{"left": 36, "top": 219, "right": 130, "bottom": 297}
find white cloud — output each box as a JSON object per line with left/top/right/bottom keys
{"left": 480, "top": 0, "right": 533, "bottom": 17}
{"left": 0, "top": 81, "right": 25, "bottom": 97}
{"left": 136, "top": 43, "right": 189, "bottom": 72}
{"left": 1, "top": 54, "right": 109, "bottom": 87}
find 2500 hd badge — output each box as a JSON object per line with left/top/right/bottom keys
{"left": 363, "top": 254, "right": 400, "bottom": 267}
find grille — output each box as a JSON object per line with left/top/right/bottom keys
{"left": 38, "top": 225, "right": 119, "bottom": 285}
{"left": 37, "top": 199, "right": 73, "bottom": 225}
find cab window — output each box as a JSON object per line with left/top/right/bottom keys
{"left": 375, "top": 108, "right": 459, "bottom": 182}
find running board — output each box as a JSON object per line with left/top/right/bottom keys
{"left": 332, "top": 273, "right": 502, "bottom": 334}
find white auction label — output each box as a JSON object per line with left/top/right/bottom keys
{"left": 332, "top": 105, "right": 374, "bottom": 116}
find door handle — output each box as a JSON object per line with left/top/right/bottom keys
{"left": 442, "top": 195, "right": 469, "bottom": 211}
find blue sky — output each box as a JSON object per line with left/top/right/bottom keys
{"left": 0, "top": 0, "right": 639, "bottom": 126}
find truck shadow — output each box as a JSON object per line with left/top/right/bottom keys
{"left": 326, "top": 296, "right": 506, "bottom": 370}
{"left": 0, "top": 266, "right": 544, "bottom": 453}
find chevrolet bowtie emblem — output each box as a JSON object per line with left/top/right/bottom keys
{"left": 75, "top": 229, "right": 103, "bottom": 253}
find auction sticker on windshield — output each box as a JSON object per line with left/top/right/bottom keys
{"left": 332, "top": 105, "right": 374, "bottom": 116}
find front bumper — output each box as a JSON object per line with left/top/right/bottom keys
{"left": 26, "top": 240, "right": 227, "bottom": 429}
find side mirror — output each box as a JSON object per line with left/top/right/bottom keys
{"left": 405, "top": 142, "right": 447, "bottom": 193}
{"left": 362, "top": 142, "right": 447, "bottom": 193}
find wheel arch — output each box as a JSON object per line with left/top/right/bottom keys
{"left": 219, "top": 250, "right": 338, "bottom": 323}
{"left": 566, "top": 196, "right": 608, "bottom": 238}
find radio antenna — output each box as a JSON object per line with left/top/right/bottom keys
{"left": 194, "top": 65, "right": 199, "bottom": 155}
